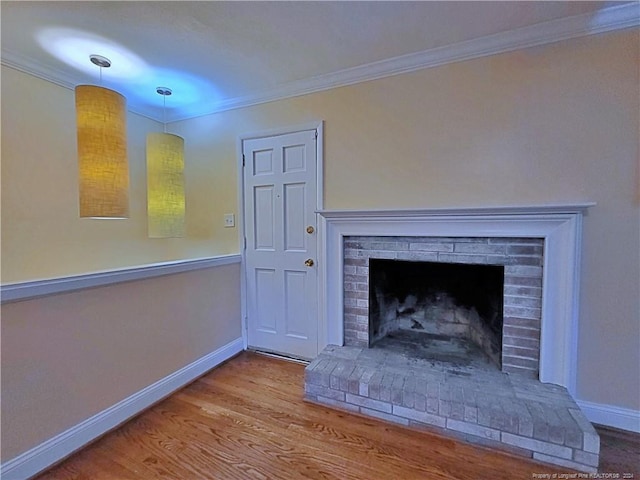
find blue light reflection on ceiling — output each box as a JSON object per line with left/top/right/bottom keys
{"left": 126, "top": 68, "right": 222, "bottom": 123}
{"left": 36, "top": 27, "right": 221, "bottom": 122}
{"left": 37, "top": 27, "right": 148, "bottom": 79}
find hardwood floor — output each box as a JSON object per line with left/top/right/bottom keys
{"left": 35, "top": 352, "right": 638, "bottom": 480}
{"left": 596, "top": 423, "right": 640, "bottom": 474}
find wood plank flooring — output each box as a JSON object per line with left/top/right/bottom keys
{"left": 596, "top": 424, "right": 640, "bottom": 474}
{"left": 35, "top": 352, "right": 638, "bottom": 480}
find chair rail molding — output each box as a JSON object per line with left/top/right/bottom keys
{"left": 1, "top": 255, "right": 242, "bottom": 304}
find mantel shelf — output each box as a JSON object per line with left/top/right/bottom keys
{"left": 317, "top": 203, "right": 596, "bottom": 218}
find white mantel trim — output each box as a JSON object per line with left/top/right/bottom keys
{"left": 317, "top": 203, "right": 595, "bottom": 218}
{"left": 318, "top": 204, "right": 593, "bottom": 394}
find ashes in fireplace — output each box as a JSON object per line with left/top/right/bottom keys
{"left": 369, "top": 259, "right": 505, "bottom": 368}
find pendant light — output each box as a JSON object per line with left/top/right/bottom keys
{"left": 146, "top": 87, "right": 185, "bottom": 238}
{"left": 76, "top": 55, "right": 129, "bottom": 218}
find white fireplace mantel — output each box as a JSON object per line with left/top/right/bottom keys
{"left": 317, "top": 203, "right": 595, "bottom": 394}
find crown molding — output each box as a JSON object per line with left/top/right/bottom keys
{"left": 0, "top": 49, "right": 162, "bottom": 122}
{"left": 2, "top": 2, "right": 638, "bottom": 123}
{"left": 1, "top": 49, "right": 76, "bottom": 90}
{"left": 206, "top": 2, "right": 640, "bottom": 116}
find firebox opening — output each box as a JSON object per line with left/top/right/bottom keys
{"left": 369, "top": 259, "right": 505, "bottom": 369}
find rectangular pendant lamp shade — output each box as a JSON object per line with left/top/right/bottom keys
{"left": 147, "top": 132, "right": 185, "bottom": 238}
{"left": 76, "top": 85, "right": 129, "bottom": 218}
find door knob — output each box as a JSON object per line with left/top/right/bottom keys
{"left": 304, "top": 259, "right": 314, "bottom": 267}
{"left": 306, "top": 226, "right": 315, "bottom": 234}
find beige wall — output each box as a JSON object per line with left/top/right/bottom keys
{"left": 172, "top": 30, "right": 639, "bottom": 411}
{"left": 1, "top": 67, "right": 239, "bottom": 283}
{"left": 1, "top": 263, "right": 242, "bottom": 461}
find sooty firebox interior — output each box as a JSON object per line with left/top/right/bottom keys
{"left": 369, "top": 259, "right": 505, "bottom": 368}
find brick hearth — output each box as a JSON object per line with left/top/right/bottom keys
{"left": 304, "top": 345, "right": 600, "bottom": 472}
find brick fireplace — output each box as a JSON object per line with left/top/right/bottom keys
{"left": 316, "top": 205, "right": 594, "bottom": 388}
{"left": 343, "top": 235, "right": 544, "bottom": 378}
{"left": 305, "top": 205, "right": 600, "bottom": 471}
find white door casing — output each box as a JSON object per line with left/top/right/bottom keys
{"left": 242, "top": 128, "right": 320, "bottom": 359}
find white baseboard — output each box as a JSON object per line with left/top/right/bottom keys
{"left": 1, "top": 337, "right": 244, "bottom": 480}
{"left": 577, "top": 399, "right": 640, "bottom": 433}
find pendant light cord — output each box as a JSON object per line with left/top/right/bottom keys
{"left": 163, "top": 94, "right": 167, "bottom": 134}
{"left": 156, "top": 87, "right": 172, "bottom": 134}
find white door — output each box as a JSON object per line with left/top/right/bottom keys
{"left": 243, "top": 129, "right": 318, "bottom": 360}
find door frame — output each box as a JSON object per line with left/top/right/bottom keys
{"left": 237, "top": 121, "right": 325, "bottom": 355}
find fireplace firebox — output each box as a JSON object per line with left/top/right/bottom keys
{"left": 343, "top": 236, "right": 544, "bottom": 378}
{"left": 369, "top": 259, "right": 505, "bottom": 368}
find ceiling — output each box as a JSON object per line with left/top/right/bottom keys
{"left": 1, "top": 1, "right": 636, "bottom": 122}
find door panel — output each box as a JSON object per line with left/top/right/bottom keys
{"left": 284, "top": 183, "right": 306, "bottom": 251}
{"left": 253, "top": 149, "right": 274, "bottom": 175}
{"left": 283, "top": 144, "right": 306, "bottom": 172}
{"left": 284, "top": 270, "right": 308, "bottom": 338}
{"left": 243, "top": 129, "right": 318, "bottom": 359}
{"left": 254, "top": 186, "right": 275, "bottom": 250}
{"left": 255, "top": 269, "right": 277, "bottom": 333}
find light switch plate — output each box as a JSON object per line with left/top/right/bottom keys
{"left": 224, "top": 214, "right": 235, "bottom": 228}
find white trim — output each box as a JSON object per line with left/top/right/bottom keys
{"left": 317, "top": 203, "right": 595, "bottom": 218}
{"left": 315, "top": 122, "right": 327, "bottom": 351}
{"left": 2, "top": 3, "right": 637, "bottom": 123}
{"left": 209, "top": 3, "right": 639, "bottom": 119}
{"left": 315, "top": 122, "right": 326, "bottom": 355}
{"left": 0, "top": 337, "right": 244, "bottom": 480}
{"left": 236, "top": 134, "right": 249, "bottom": 352}
{"left": 0, "top": 51, "right": 158, "bottom": 124}
{"left": 1, "top": 255, "right": 241, "bottom": 304}
{"left": 318, "top": 204, "right": 594, "bottom": 393}
{"left": 1, "top": 49, "right": 73, "bottom": 89}
{"left": 238, "top": 122, "right": 325, "bottom": 356}
{"left": 237, "top": 121, "right": 324, "bottom": 143}
{"left": 315, "top": 121, "right": 325, "bottom": 212}
{"left": 577, "top": 399, "right": 640, "bottom": 433}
